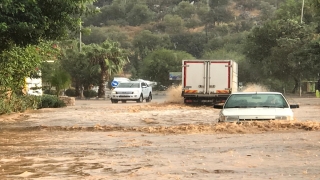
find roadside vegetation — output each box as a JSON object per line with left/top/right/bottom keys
{"left": 1, "top": 0, "right": 320, "bottom": 114}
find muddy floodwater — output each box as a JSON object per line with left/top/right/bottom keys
{"left": 0, "top": 96, "right": 320, "bottom": 180}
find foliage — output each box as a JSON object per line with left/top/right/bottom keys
{"left": 82, "top": 26, "right": 131, "bottom": 48}
{"left": 83, "top": 90, "right": 98, "bottom": 98}
{"left": 176, "top": 1, "right": 196, "bottom": 19}
{"left": 40, "top": 94, "right": 66, "bottom": 108}
{"left": 44, "top": 89, "right": 57, "bottom": 95}
{"left": 0, "top": 0, "right": 95, "bottom": 52}
{"left": 86, "top": 40, "right": 128, "bottom": 98}
{"left": 133, "top": 30, "right": 172, "bottom": 59}
{"left": 127, "top": 4, "right": 155, "bottom": 26}
{"left": 141, "top": 49, "right": 194, "bottom": 86}
{"left": 65, "top": 89, "right": 78, "bottom": 97}
{"left": 0, "top": 94, "right": 41, "bottom": 115}
{"left": 206, "top": 32, "right": 249, "bottom": 52}
{"left": 170, "top": 32, "right": 207, "bottom": 58}
{"left": 243, "top": 18, "right": 315, "bottom": 92}
{"left": 0, "top": 42, "right": 59, "bottom": 96}
{"left": 58, "top": 40, "right": 100, "bottom": 96}
{"left": 49, "top": 68, "right": 72, "bottom": 96}
{"left": 162, "top": 14, "right": 185, "bottom": 34}
{"left": 209, "top": 0, "right": 230, "bottom": 8}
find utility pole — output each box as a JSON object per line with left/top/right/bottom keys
{"left": 79, "top": 19, "right": 82, "bottom": 52}
{"left": 301, "top": 0, "right": 305, "bottom": 23}
{"left": 299, "top": 0, "right": 305, "bottom": 97}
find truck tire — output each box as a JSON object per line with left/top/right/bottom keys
{"left": 146, "top": 93, "right": 152, "bottom": 102}
{"left": 111, "top": 99, "right": 118, "bottom": 103}
{"left": 136, "top": 94, "right": 143, "bottom": 103}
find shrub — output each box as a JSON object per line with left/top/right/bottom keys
{"left": 0, "top": 94, "right": 41, "bottom": 115}
{"left": 40, "top": 94, "right": 66, "bottom": 108}
{"left": 65, "top": 88, "right": 77, "bottom": 97}
{"left": 44, "top": 89, "right": 57, "bottom": 95}
{"left": 83, "top": 90, "right": 97, "bottom": 98}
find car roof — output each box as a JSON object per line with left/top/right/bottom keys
{"left": 231, "top": 92, "right": 283, "bottom": 95}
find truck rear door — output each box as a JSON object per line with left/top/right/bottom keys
{"left": 208, "top": 61, "right": 231, "bottom": 94}
{"left": 183, "top": 60, "right": 206, "bottom": 94}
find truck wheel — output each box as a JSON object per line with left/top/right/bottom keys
{"left": 121, "top": 100, "right": 127, "bottom": 103}
{"left": 146, "top": 93, "right": 152, "bottom": 102}
{"left": 136, "top": 94, "right": 143, "bottom": 103}
{"left": 111, "top": 99, "right": 118, "bottom": 103}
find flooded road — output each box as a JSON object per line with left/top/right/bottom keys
{"left": 0, "top": 96, "right": 320, "bottom": 179}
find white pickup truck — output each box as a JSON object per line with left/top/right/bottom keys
{"left": 110, "top": 81, "right": 152, "bottom": 103}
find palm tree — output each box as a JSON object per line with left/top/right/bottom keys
{"left": 86, "top": 40, "right": 128, "bottom": 98}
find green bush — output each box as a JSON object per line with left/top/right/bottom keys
{"left": 40, "top": 94, "right": 66, "bottom": 108}
{"left": 83, "top": 90, "right": 97, "bottom": 98}
{"left": 0, "top": 93, "right": 67, "bottom": 115}
{"left": 44, "top": 89, "right": 57, "bottom": 95}
{"left": 65, "top": 88, "right": 77, "bottom": 97}
{"left": 0, "top": 94, "right": 41, "bottom": 115}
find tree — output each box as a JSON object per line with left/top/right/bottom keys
{"left": 0, "top": 42, "right": 59, "bottom": 96}
{"left": 57, "top": 41, "right": 100, "bottom": 97}
{"left": 244, "top": 19, "right": 313, "bottom": 92}
{"left": 141, "top": 49, "right": 194, "bottom": 86}
{"left": 86, "top": 41, "right": 128, "bottom": 98}
{"left": 209, "top": 0, "right": 230, "bottom": 8}
{"left": 127, "top": 4, "right": 155, "bottom": 26}
{"left": 133, "top": 30, "right": 172, "bottom": 59}
{"left": 170, "top": 32, "right": 207, "bottom": 58}
{"left": 176, "top": 1, "right": 196, "bottom": 19}
{"left": 0, "top": 0, "right": 95, "bottom": 52}
{"left": 50, "top": 68, "right": 71, "bottom": 96}
{"left": 163, "top": 14, "right": 185, "bottom": 34}
{"left": 82, "top": 26, "right": 132, "bottom": 49}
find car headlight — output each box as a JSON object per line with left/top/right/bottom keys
{"left": 133, "top": 90, "right": 139, "bottom": 94}
{"left": 111, "top": 91, "right": 117, "bottom": 94}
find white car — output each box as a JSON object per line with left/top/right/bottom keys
{"left": 27, "top": 89, "right": 43, "bottom": 96}
{"left": 214, "top": 92, "right": 299, "bottom": 122}
{"left": 110, "top": 81, "right": 152, "bottom": 103}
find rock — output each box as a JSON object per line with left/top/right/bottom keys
{"left": 59, "top": 96, "right": 75, "bottom": 106}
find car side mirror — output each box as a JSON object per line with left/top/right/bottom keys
{"left": 290, "top": 104, "right": 299, "bottom": 109}
{"left": 213, "top": 104, "right": 224, "bottom": 109}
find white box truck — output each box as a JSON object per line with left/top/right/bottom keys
{"left": 181, "top": 60, "right": 238, "bottom": 104}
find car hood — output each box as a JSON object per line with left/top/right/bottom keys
{"left": 114, "top": 88, "right": 140, "bottom": 91}
{"left": 113, "top": 88, "right": 141, "bottom": 94}
{"left": 221, "top": 108, "right": 294, "bottom": 120}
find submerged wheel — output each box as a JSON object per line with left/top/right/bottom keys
{"left": 111, "top": 99, "right": 118, "bottom": 103}
{"left": 146, "top": 93, "right": 152, "bottom": 102}
{"left": 136, "top": 94, "right": 143, "bottom": 103}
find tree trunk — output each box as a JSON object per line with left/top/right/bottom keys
{"left": 75, "top": 80, "right": 84, "bottom": 99}
{"left": 291, "top": 77, "right": 299, "bottom": 93}
{"left": 98, "top": 62, "right": 107, "bottom": 98}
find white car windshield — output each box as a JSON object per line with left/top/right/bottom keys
{"left": 117, "top": 82, "right": 140, "bottom": 88}
{"left": 224, "top": 94, "right": 289, "bottom": 108}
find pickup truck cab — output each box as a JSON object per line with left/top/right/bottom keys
{"left": 110, "top": 81, "right": 152, "bottom": 103}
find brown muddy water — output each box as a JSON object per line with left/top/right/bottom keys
{"left": 0, "top": 88, "right": 320, "bottom": 179}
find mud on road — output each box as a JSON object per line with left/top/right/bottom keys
{"left": 0, "top": 97, "right": 320, "bottom": 180}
